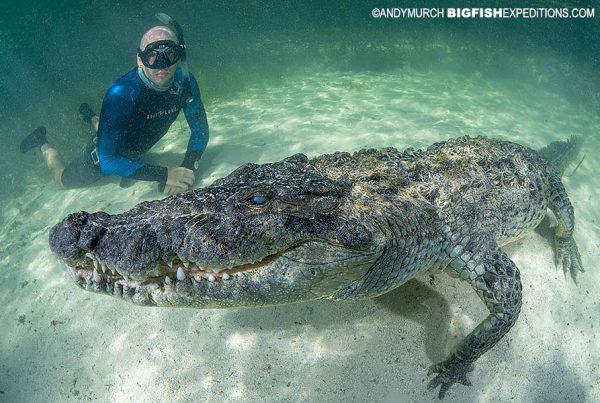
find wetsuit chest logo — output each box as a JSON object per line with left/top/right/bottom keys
{"left": 146, "top": 106, "right": 178, "bottom": 120}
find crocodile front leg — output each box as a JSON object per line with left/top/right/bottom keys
{"left": 428, "top": 239, "right": 522, "bottom": 399}
{"left": 547, "top": 174, "right": 584, "bottom": 280}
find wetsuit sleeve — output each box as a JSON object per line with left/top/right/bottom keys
{"left": 181, "top": 73, "right": 209, "bottom": 170}
{"left": 97, "top": 86, "right": 168, "bottom": 183}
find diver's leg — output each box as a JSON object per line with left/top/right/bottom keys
{"left": 91, "top": 116, "right": 99, "bottom": 133}
{"left": 428, "top": 238, "right": 522, "bottom": 399}
{"left": 79, "top": 103, "right": 98, "bottom": 132}
{"left": 20, "top": 126, "right": 66, "bottom": 189}
{"left": 59, "top": 138, "right": 104, "bottom": 189}
{"left": 546, "top": 175, "right": 584, "bottom": 279}
{"left": 41, "top": 144, "right": 66, "bottom": 189}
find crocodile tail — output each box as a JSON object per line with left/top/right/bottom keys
{"left": 537, "top": 136, "right": 584, "bottom": 176}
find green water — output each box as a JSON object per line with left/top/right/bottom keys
{"left": 0, "top": 2, "right": 599, "bottom": 402}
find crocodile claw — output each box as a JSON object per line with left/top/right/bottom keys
{"left": 427, "top": 359, "right": 473, "bottom": 399}
{"left": 556, "top": 236, "right": 584, "bottom": 282}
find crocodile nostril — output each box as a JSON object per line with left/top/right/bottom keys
{"left": 80, "top": 225, "right": 105, "bottom": 251}
{"left": 65, "top": 212, "right": 90, "bottom": 228}
{"left": 49, "top": 212, "right": 104, "bottom": 259}
{"left": 49, "top": 217, "right": 84, "bottom": 258}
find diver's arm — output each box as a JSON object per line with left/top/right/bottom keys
{"left": 97, "top": 87, "right": 168, "bottom": 183}
{"left": 181, "top": 73, "right": 209, "bottom": 170}
{"left": 99, "top": 123, "right": 192, "bottom": 190}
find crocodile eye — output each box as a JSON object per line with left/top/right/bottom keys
{"left": 244, "top": 191, "right": 272, "bottom": 208}
{"left": 250, "top": 194, "right": 269, "bottom": 205}
{"left": 242, "top": 190, "right": 273, "bottom": 210}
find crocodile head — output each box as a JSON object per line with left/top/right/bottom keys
{"left": 49, "top": 154, "right": 385, "bottom": 307}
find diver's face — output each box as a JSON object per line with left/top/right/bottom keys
{"left": 137, "top": 32, "right": 179, "bottom": 87}
{"left": 138, "top": 58, "right": 178, "bottom": 87}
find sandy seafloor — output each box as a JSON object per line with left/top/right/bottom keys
{"left": 1, "top": 61, "right": 599, "bottom": 403}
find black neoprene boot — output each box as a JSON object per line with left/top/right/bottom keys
{"left": 79, "top": 103, "right": 96, "bottom": 124}
{"left": 20, "top": 126, "right": 47, "bottom": 153}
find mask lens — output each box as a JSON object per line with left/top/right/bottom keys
{"left": 145, "top": 51, "right": 159, "bottom": 66}
{"left": 164, "top": 47, "right": 179, "bottom": 65}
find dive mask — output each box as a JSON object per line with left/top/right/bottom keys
{"left": 138, "top": 40, "right": 184, "bottom": 69}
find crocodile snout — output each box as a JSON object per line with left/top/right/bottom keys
{"left": 49, "top": 211, "right": 106, "bottom": 259}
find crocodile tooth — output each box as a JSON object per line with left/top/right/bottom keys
{"left": 166, "top": 258, "right": 174, "bottom": 268}
{"left": 101, "top": 262, "right": 108, "bottom": 273}
{"left": 222, "top": 272, "right": 230, "bottom": 280}
{"left": 183, "top": 261, "right": 190, "bottom": 268}
{"left": 85, "top": 252, "right": 93, "bottom": 259}
{"left": 165, "top": 276, "right": 172, "bottom": 285}
{"left": 177, "top": 267, "right": 186, "bottom": 281}
{"left": 211, "top": 267, "right": 221, "bottom": 273}
{"left": 208, "top": 274, "right": 216, "bottom": 282}
{"left": 64, "top": 264, "right": 79, "bottom": 282}
{"left": 93, "top": 260, "right": 99, "bottom": 271}
{"left": 92, "top": 268, "right": 102, "bottom": 283}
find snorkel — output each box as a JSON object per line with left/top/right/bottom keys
{"left": 154, "top": 13, "right": 193, "bottom": 103}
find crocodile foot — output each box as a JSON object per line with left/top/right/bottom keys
{"left": 556, "top": 236, "right": 584, "bottom": 282}
{"left": 427, "top": 357, "right": 473, "bottom": 399}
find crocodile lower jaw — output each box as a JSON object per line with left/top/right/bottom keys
{"left": 62, "top": 250, "right": 284, "bottom": 295}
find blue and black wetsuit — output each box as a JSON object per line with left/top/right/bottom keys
{"left": 61, "top": 67, "right": 209, "bottom": 189}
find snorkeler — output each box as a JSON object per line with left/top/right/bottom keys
{"left": 20, "top": 15, "right": 209, "bottom": 195}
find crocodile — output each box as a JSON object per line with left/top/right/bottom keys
{"left": 49, "top": 135, "right": 584, "bottom": 398}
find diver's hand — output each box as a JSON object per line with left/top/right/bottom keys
{"left": 162, "top": 184, "right": 187, "bottom": 195}
{"left": 166, "top": 167, "right": 195, "bottom": 191}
